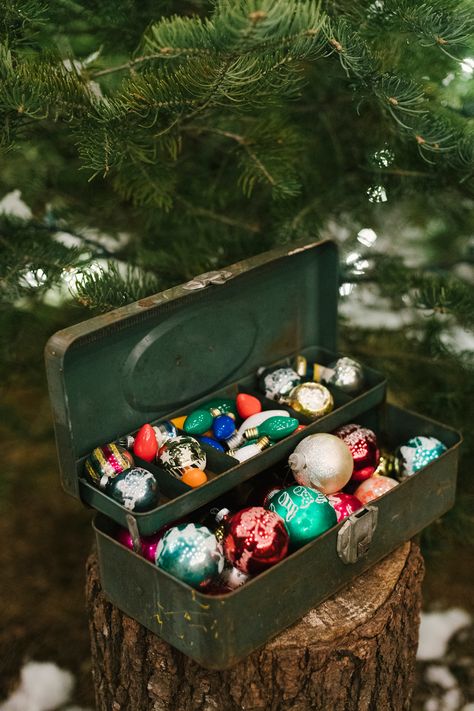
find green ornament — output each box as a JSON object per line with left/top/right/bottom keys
{"left": 202, "top": 397, "right": 237, "bottom": 418}
{"left": 265, "top": 484, "right": 337, "bottom": 548}
{"left": 155, "top": 523, "right": 224, "bottom": 588}
{"left": 244, "top": 415, "right": 299, "bottom": 441}
{"left": 105, "top": 467, "right": 159, "bottom": 512}
{"left": 183, "top": 408, "right": 214, "bottom": 435}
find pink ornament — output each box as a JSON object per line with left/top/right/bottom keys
{"left": 355, "top": 475, "right": 398, "bottom": 504}
{"left": 115, "top": 527, "right": 166, "bottom": 563}
{"left": 327, "top": 492, "right": 362, "bottom": 522}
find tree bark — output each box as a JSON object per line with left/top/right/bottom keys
{"left": 86, "top": 541, "right": 424, "bottom": 711}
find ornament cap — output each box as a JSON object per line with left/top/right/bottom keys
{"left": 215, "top": 507, "right": 230, "bottom": 524}
{"left": 288, "top": 452, "right": 305, "bottom": 471}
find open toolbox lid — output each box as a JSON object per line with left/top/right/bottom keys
{"left": 45, "top": 239, "right": 341, "bottom": 499}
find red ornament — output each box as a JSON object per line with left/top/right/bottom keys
{"left": 333, "top": 423, "right": 380, "bottom": 482}
{"left": 236, "top": 393, "right": 262, "bottom": 420}
{"left": 355, "top": 475, "right": 398, "bottom": 504}
{"left": 223, "top": 507, "right": 289, "bottom": 574}
{"left": 327, "top": 492, "right": 362, "bottom": 522}
{"left": 133, "top": 424, "right": 158, "bottom": 462}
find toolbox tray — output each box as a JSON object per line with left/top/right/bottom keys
{"left": 93, "top": 402, "right": 461, "bottom": 669}
{"left": 45, "top": 240, "right": 386, "bottom": 534}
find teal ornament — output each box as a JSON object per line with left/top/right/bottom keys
{"left": 158, "top": 435, "right": 206, "bottom": 478}
{"left": 397, "top": 436, "right": 447, "bottom": 477}
{"left": 265, "top": 484, "right": 337, "bottom": 548}
{"left": 105, "top": 467, "right": 159, "bottom": 511}
{"left": 155, "top": 523, "right": 224, "bottom": 588}
{"left": 184, "top": 409, "right": 214, "bottom": 435}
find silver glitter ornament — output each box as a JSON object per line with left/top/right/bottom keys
{"left": 288, "top": 433, "right": 353, "bottom": 494}
{"left": 314, "top": 357, "right": 364, "bottom": 394}
{"left": 258, "top": 366, "right": 301, "bottom": 402}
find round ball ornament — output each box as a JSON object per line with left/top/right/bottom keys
{"left": 327, "top": 492, "right": 363, "bottom": 522}
{"left": 396, "top": 436, "right": 447, "bottom": 477}
{"left": 155, "top": 523, "right": 224, "bottom": 589}
{"left": 288, "top": 433, "right": 353, "bottom": 495}
{"left": 355, "top": 475, "right": 398, "bottom": 504}
{"left": 85, "top": 443, "right": 133, "bottom": 488}
{"left": 115, "top": 527, "right": 163, "bottom": 563}
{"left": 258, "top": 366, "right": 301, "bottom": 402}
{"left": 333, "top": 423, "right": 380, "bottom": 482}
{"left": 315, "top": 357, "right": 364, "bottom": 394}
{"left": 288, "top": 382, "right": 333, "bottom": 419}
{"left": 265, "top": 485, "right": 337, "bottom": 548}
{"left": 105, "top": 467, "right": 159, "bottom": 512}
{"left": 158, "top": 435, "right": 206, "bottom": 479}
{"left": 221, "top": 507, "right": 289, "bottom": 574}
{"left": 181, "top": 467, "right": 208, "bottom": 488}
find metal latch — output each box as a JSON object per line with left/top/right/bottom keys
{"left": 336, "top": 505, "right": 378, "bottom": 564}
{"left": 183, "top": 270, "right": 233, "bottom": 291}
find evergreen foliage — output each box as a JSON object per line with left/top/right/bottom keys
{"left": 0, "top": 0, "right": 473, "bottom": 548}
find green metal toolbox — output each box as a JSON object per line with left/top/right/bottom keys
{"left": 45, "top": 239, "right": 461, "bottom": 669}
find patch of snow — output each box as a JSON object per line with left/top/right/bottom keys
{"left": 418, "top": 608, "right": 472, "bottom": 661}
{"left": 0, "top": 190, "right": 33, "bottom": 219}
{"left": 0, "top": 661, "right": 74, "bottom": 711}
{"left": 425, "top": 665, "right": 458, "bottom": 689}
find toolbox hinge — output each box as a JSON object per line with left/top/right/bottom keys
{"left": 183, "top": 270, "right": 233, "bottom": 291}
{"left": 336, "top": 505, "right": 378, "bottom": 564}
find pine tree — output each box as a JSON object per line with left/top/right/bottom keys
{"left": 0, "top": 0, "right": 473, "bottom": 547}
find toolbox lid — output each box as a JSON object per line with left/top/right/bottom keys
{"left": 45, "top": 239, "right": 339, "bottom": 497}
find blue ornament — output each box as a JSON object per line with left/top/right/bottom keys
{"left": 198, "top": 436, "right": 225, "bottom": 452}
{"left": 212, "top": 414, "right": 236, "bottom": 441}
{"left": 155, "top": 523, "right": 224, "bottom": 588}
{"left": 397, "top": 436, "right": 447, "bottom": 476}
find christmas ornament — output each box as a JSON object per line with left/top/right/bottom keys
{"left": 85, "top": 443, "right": 133, "bottom": 488}
{"left": 288, "top": 382, "right": 333, "bottom": 419}
{"left": 115, "top": 527, "right": 163, "bottom": 563}
{"left": 396, "top": 436, "right": 447, "bottom": 477}
{"left": 333, "top": 423, "right": 380, "bottom": 482}
{"left": 184, "top": 408, "right": 214, "bottom": 435}
{"left": 265, "top": 485, "right": 337, "bottom": 548}
{"left": 314, "top": 356, "right": 364, "bottom": 394}
{"left": 153, "top": 422, "right": 178, "bottom": 448}
{"left": 243, "top": 415, "right": 299, "bottom": 441}
{"left": 288, "top": 433, "right": 353, "bottom": 494}
{"left": 170, "top": 415, "right": 187, "bottom": 430}
{"left": 236, "top": 393, "right": 262, "bottom": 420}
{"left": 133, "top": 424, "right": 158, "bottom": 462}
{"left": 294, "top": 354, "right": 309, "bottom": 377}
{"left": 226, "top": 410, "right": 289, "bottom": 449}
{"left": 158, "top": 436, "right": 206, "bottom": 479}
{"left": 219, "top": 564, "right": 250, "bottom": 589}
{"left": 218, "top": 507, "right": 289, "bottom": 574}
{"left": 228, "top": 436, "right": 271, "bottom": 462}
{"left": 355, "top": 475, "right": 398, "bottom": 503}
{"left": 155, "top": 523, "right": 224, "bottom": 588}
{"left": 105, "top": 467, "right": 159, "bottom": 511}
{"left": 373, "top": 450, "right": 399, "bottom": 478}
{"left": 258, "top": 366, "right": 301, "bottom": 402}
{"left": 327, "top": 492, "right": 363, "bottom": 522}
{"left": 197, "top": 435, "right": 225, "bottom": 452}
{"left": 202, "top": 397, "right": 237, "bottom": 418}
{"left": 181, "top": 467, "right": 208, "bottom": 487}
{"left": 212, "top": 414, "right": 236, "bottom": 441}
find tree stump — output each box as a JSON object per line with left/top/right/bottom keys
{"left": 86, "top": 542, "right": 424, "bottom": 711}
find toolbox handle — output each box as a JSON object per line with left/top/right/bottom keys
{"left": 336, "top": 506, "right": 378, "bottom": 564}
{"left": 182, "top": 270, "right": 233, "bottom": 290}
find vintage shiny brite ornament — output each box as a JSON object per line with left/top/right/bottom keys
{"left": 105, "top": 467, "right": 159, "bottom": 511}
{"left": 153, "top": 422, "right": 178, "bottom": 447}
{"left": 115, "top": 527, "right": 163, "bottom": 563}
{"left": 333, "top": 423, "right": 380, "bottom": 482}
{"left": 84, "top": 443, "right": 133, "bottom": 488}
{"left": 155, "top": 523, "right": 224, "bottom": 589}
{"left": 258, "top": 366, "right": 301, "bottom": 402}
{"left": 327, "top": 492, "right": 363, "bottom": 522}
{"left": 288, "top": 382, "right": 333, "bottom": 419}
{"left": 236, "top": 393, "right": 262, "bottom": 420}
{"left": 397, "top": 436, "right": 447, "bottom": 477}
{"left": 314, "top": 356, "right": 364, "bottom": 394}
{"left": 265, "top": 485, "right": 337, "bottom": 548}
{"left": 220, "top": 507, "right": 289, "bottom": 574}
{"left": 355, "top": 475, "right": 398, "bottom": 503}
{"left": 158, "top": 435, "right": 206, "bottom": 478}
{"left": 289, "top": 433, "right": 353, "bottom": 495}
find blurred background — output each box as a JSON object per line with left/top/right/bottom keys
{"left": 0, "top": 2, "right": 473, "bottom": 709}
